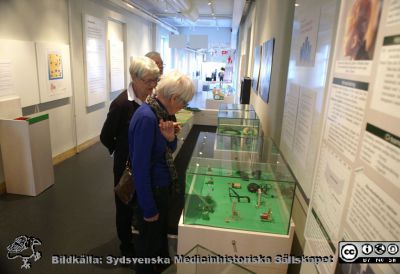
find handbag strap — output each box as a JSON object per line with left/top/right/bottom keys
{"left": 125, "top": 157, "right": 131, "bottom": 169}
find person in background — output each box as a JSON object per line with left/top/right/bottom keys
{"left": 146, "top": 51, "right": 178, "bottom": 124}
{"left": 100, "top": 56, "right": 160, "bottom": 257}
{"left": 218, "top": 67, "right": 225, "bottom": 87}
{"left": 129, "top": 71, "right": 195, "bottom": 274}
{"left": 145, "top": 51, "right": 164, "bottom": 75}
{"left": 212, "top": 68, "right": 217, "bottom": 81}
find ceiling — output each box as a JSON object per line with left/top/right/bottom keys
{"left": 124, "top": 0, "right": 240, "bottom": 29}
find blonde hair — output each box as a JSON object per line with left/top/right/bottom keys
{"left": 129, "top": 56, "right": 160, "bottom": 79}
{"left": 155, "top": 71, "right": 195, "bottom": 103}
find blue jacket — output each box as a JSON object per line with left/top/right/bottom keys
{"left": 128, "top": 102, "right": 177, "bottom": 218}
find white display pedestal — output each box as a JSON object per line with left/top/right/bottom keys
{"left": 0, "top": 114, "right": 54, "bottom": 196}
{"left": 177, "top": 214, "right": 295, "bottom": 274}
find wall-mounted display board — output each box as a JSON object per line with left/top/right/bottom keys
{"left": 109, "top": 39, "right": 124, "bottom": 92}
{"left": 280, "top": 0, "right": 338, "bottom": 198}
{"left": 251, "top": 45, "right": 261, "bottom": 92}
{"left": 0, "top": 59, "right": 13, "bottom": 98}
{"left": 83, "top": 14, "right": 107, "bottom": 107}
{"left": 296, "top": 9, "right": 320, "bottom": 67}
{"left": 259, "top": 38, "right": 274, "bottom": 103}
{"left": 35, "top": 42, "right": 72, "bottom": 103}
{"left": 0, "top": 39, "right": 40, "bottom": 107}
{"left": 304, "top": 0, "right": 400, "bottom": 274}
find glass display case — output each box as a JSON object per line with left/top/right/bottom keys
{"left": 192, "top": 132, "right": 283, "bottom": 164}
{"left": 214, "top": 134, "right": 262, "bottom": 161}
{"left": 217, "top": 110, "right": 260, "bottom": 137}
{"left": 163, "top": 244, "right": 254, "bottom": 274}
{"left": 184, "top": 156, "right": 296, "bottom": 235}
{"left": 219, "top": 103, "right": 255, "bottom": 112}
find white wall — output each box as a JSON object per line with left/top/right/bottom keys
{"left": 0, "top": 0, "right": 169, "bottom": 185}
{"left": 68, "top": 0, "right": 154, "bottom": 146}
{"left": 0, "top": 0, "right": 74, "bottom": 157}
{"left": 242, "top": 0, "right": 296, "bottom": 144}
{"left": 179, "top": 26, "right": 231, "bottom": 48}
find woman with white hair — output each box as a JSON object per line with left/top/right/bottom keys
{"left": 100, "top": 56, "right": 159, "bottom": 257}
{"left": 128, "top": 71, "right": 195, "bottom": 273}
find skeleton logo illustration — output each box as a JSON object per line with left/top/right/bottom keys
{"left": 6, "top": 235, "right": 42, "bottom": 269}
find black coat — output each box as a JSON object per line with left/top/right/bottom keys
{"left": 100, "top": 90, "right": 140, "bottom": 184}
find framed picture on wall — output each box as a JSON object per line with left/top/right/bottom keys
{"left": 251, "top": 45, "right": 262, "bottom": 92}
{"left": 259, "top": 38, "right": 275, "bottom": 103}
{"left": 35, "top": 42, "right": 72, "bottom": 104}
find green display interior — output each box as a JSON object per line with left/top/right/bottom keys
{"left": 184, "top": 168, "right": 294, "bottom": 235}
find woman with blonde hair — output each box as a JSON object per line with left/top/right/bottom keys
{"left": 128, "top": 71, "right": 195, "bottom": 273}
{"left": 100, "top": 56, "right": 159, "bottom": 257}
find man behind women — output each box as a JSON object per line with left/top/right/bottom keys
{"left": 145, "top": 51, "right": 164, "bottom": 75}
{"left": 129, "top": 71, "right": 195, "bottom": 274}
{"left": 100, "top": 56, "right": 160, "bottom": 256}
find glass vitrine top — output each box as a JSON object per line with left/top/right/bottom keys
{"left": 219, "top": 103, "right": 255, "bottom": 112}
{"left": 217, "top": 109, "right": 259, "bottom": 120}
{"left": 191, "top": 132, "right": 282, "bottom": 163}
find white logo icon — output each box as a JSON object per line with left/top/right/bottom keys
{"left": 374, "top": 243, "right": 386, "bottom": 255}
{"left": 341, "top": 244, "right": 358, "bottom": 262}
{"left": 387, "top": 244, "right": 399, "bottom": 255}
{"left": 362, "top": 244, "right": 373, "bottom": 255}
{"left": 6, "top": 235, "right": 42, "bottom": 269}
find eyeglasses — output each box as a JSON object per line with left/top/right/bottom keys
{"left": 179, "top": 97, "right": 189, "bottom": 107}
{"left": 140, "top": 77, "right": 158, "bottom": 86}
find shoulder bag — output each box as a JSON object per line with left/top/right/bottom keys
{"left": 114, "top": 160, "right": 135, "bottom": 205}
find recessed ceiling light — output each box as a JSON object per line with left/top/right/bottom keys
{"left": 208, "top": 1, "right": 211, "bottom": 5}
{"left": 295, "top": 3, "right": 300, "bottom": 6}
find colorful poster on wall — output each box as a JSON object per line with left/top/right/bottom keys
{"left": 259, "top": 38, "right": 274, "bottom": 103}
{"left": 35, "top": 42, "right": 72, "bottom": 103}
{"left": 251, "top": 45, "right": 261, "bottom": 92}
{"left": 296, "top": 8, "right": 321, "bottom": 66}
{"left": 48, "top": 52, "right": 63, "bottom": 80}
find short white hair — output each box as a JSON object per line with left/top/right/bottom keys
{"left": 129, "top": 56, "right": 159, "bottom": 79}
{"left": 155, "top": 70, "right": 195, "bottom": 103}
